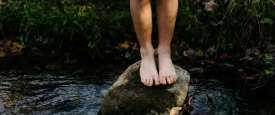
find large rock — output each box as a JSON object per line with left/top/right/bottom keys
{"left": 99, "top": 61, "right": 190, "bottom": 115}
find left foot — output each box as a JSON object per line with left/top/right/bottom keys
{"left": 157, "top": 47, "right": 177, "bottom": 85}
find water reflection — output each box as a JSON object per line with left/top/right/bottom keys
{"left": 0, "top": 69, "right": 274, "bottom": 115}
{"left": 189, "top": 79, "right": 241, "bottom": 115}
{"left": 0, "top": 70, "right": 115, "bottom": 115}
{"left": 189, "top": 79, "right": 275, "bottom": 115}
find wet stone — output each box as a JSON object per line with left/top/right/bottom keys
{"left": 100, "top": 61, "right": 190, "bottom": 115}
{"left": 189, "top": 67, "right": 204, "bottom": 74}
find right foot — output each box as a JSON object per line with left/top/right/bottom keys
{"left": 157, "top": 47, "right": 177, "bottom": 85}
{"left": 139, "top": 48, "right": 160, "bottom": 86}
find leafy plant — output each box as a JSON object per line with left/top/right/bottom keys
{"left": 0, "top": 0, "right": 274, "bottom": 60}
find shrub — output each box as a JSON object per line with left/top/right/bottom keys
{"left": 0, "top": 0, "right": 274, "bottom": 59}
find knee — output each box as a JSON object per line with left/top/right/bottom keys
{"left": 138, "top": 0, "right": 150, "bottom": 2}
{"left": 134, "top": 0, "right": 151, "bottom": 5}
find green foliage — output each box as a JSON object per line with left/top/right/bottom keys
{"left": 1, "top": 1, "right": 98, "bottom": 48}
{"left": 177, "top": 0, "right": 275, "bottom": 52}
{"left": 0, "top": 0, "right": 131, "bottom": 58}
{"left": 263, "top": 53, "right": 275, "bottom": 78}
{"left": 0, "top": 0, "right": 274, "bottom": 59}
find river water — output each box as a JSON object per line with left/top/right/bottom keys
{"left": 0, "top": 65, "right": 274, "bottom": 115}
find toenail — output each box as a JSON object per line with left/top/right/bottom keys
{"left": 168, "top": 77, "right": 173, "bottom": 84}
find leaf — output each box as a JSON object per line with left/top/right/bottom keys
{"left": 264, "top": 69, "right": 274, "bottom": 77}
{"left": 206, "top": 60, "right": 216, "bottom": 64}
{"left": 118, "top": 41, "right": 131, "bottom": 49}
{"left": 260, "top": 18, "right": 274, "bottom": 25}
{"left": 195, "top": 49, "right": 204, "bottom": 57}
{"left": 0, "top": 51, "right": 6, "bottom": 58}
{"left": 7, "top": 41, "right": 23, "bottom": 54}
{"left": 170, "top": 107, "right": 182, "bottom": 115}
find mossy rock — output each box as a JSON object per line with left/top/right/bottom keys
{"left": 100, "top": 61, "right": 190, "bottom": 115}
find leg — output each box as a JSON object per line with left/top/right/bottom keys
{"left": 156, "top": 0, "right": 178, "bottom": 85}
{"left": 130, "top": 0, "right": 160, "bottom": 86}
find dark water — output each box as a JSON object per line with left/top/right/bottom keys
{"left": 0, "top": 66, "right": 274, "bottom": 115}
{"left": 189, "top": 79, "right": 275, "bottom": 115}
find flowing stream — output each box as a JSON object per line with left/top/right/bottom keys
{"left": 0, "top": 64, "right": 274, "bottom": 115}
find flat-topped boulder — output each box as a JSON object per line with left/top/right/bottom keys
{"left": 100, "top": 61, "right": 190, "bottom": 115}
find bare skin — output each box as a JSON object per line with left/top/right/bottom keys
{"left": 156, "top": 0, "right": 178, "bottom": 85}
{"left": 130, "top": 0, "right": 159, "bottom": 86}
{"left": 130, "top": 0, "right": 178, "bottom": 86}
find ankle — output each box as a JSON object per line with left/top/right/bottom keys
{"left": 156, "top": 47, "right": 171, "bottom": 56}
{"left": 140, "top": 47, "right": 154, "bottom": 58}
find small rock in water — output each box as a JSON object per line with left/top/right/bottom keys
{"left": 189, "top": 67, "right": 204, "bottom": 74}
{"left": 99, "top": 61, "right": 190, "bottom": 115}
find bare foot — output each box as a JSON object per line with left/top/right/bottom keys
{"left": 140, "top": 48, "right": 160, "bottom": 86}
{"left": 157, "top": 48, "right": 177, "bottom": 85}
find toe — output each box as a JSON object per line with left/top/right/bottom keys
{"left": 146, "top": 79, "right": 151, "bottom": 86}
{"left": 170, "top": 75, "right": 175, "bottom": 83}
{"left": 141, "top": 78, "right": 146, "bottom": 85}
{"left": 153, "top": 75, "right": 160, "bottom": 86}
{"left": 173, "top": 75, "right": 177, "bottom": 82}
{"left": 167, "top": 76, "right": 173, "bottom": 84}
{"left": 165, "top": 76, "right": 170, "bottom": 84}
{"left": 144, "top": 79, "right": 149, "bottom": 86}
{"left": 160, "top": 76, "right": 167, "bottom": 85}
{"left": 148, "top": 78, "right": 153, "bottom": 86}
